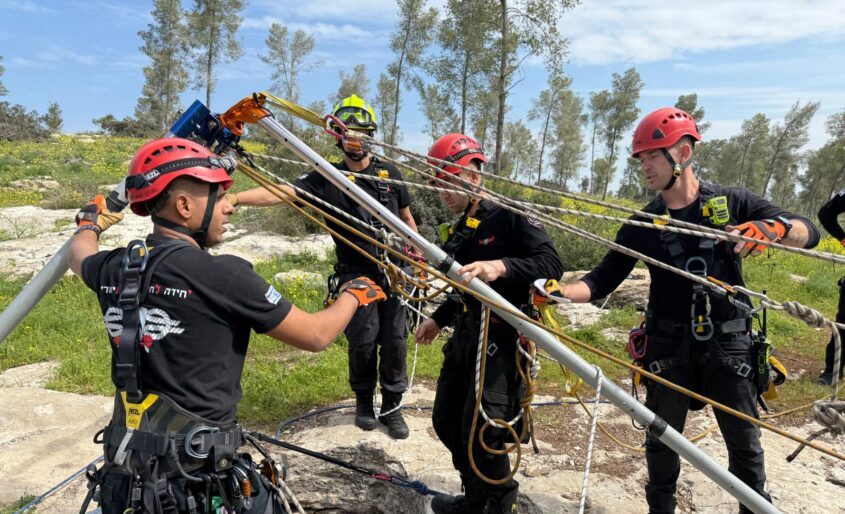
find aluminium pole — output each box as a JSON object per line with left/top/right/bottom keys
{"left": 256, "top": 115, "right": 779, "bottom": 514}
{"left": 0, "top": 100, "right": 213, "bottom": 343}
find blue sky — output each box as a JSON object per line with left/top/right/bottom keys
{"left": 2, "top": 0, "right": 845, "bottom": 170}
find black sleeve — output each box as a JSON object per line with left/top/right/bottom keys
{"left": 431, "top": 295, "right": 461, "bottom": 329}
{"left": 818, "top": 191, "right": 845, "bottom": 241}
{"left": 80, "top": 249, "right": 122, "bottom": 292}
{"left": 293, "top": 170, "right": 328, "bottom": 202}
{"left": 500, "top": 215, "right": 564, "bottom": 286}
{"left": 737, "top": 189, "right": 821, "bottom": 249}
{"left": 214, "top": 258, "right": 293, "bottom": 334}
{"left": 580, "top": 223, "right": 639, "bottom": 301}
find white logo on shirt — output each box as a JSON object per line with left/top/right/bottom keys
{"left": 265, "top": 285, "right": 282, "bottom": 305}
{"left": 102, "top": 306, "right": 185, "bottom": 352}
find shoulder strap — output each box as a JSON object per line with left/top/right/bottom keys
{"left": 115, "top": 239, "right": 192, "bottom": 402}
{"left": 441, "top": 201, "right": 493, "bottom": 257}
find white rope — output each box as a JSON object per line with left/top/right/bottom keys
{"left": 579, "top": 366, "right": 604, "bottom": 514}
{"left": 474, "top": 306, "right": 524, "bottom": 427}
{"left": 356, "top": 132, "right": 845, "bottom": 265}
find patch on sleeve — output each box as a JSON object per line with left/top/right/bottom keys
{"left": 527, "top": 217, "right": 543, "bottom": 228}
{"left": 265, "top": 285, "right": 282, "bottom": 305}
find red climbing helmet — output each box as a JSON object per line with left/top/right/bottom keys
{"left": 631, "top": 107, "right": 701, "bottom": 158}
{"left": 427, "top": 133, "right": 488, "bottom": 177}
{"left": 126, "top": 138, "right": 233, "bottom": 216}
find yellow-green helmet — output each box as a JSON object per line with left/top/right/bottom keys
{"left": 332, "top": 94, "right": 378, "bottom": 132}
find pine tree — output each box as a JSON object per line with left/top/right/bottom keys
{"left": 0, "top": 55, "right": 8, "bottom": 97}
{"left": 260, "top": 23, "right": 322, "bottom": 127}
{"left": 43, "top": 102, "right": 63, "bottom": 133}
{"left": 187, "top": 0, "right": 245, "bottom": 108}
{"left": 136, "top": 0, "right": 189, "bottom": 133}
{"left": 335, "top": 64, "right": 370, "bottom": 102}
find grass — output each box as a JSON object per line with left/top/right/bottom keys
{"left": 0, "top": 495, "right": 35, "bottom": 514}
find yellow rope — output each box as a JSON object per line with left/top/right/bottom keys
{"left": 236, "top": 159, "right": 845, "bottom": 463}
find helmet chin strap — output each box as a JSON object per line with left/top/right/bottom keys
{"left": 660, "top": 148, "right": 693, "bottom": 191}
{"left": 151, "top": 184, "right": 219, "bottom": 249}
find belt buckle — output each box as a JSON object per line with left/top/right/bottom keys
{"left": 184, "top": 426, "right": 220, "bottom": 459}
{"left": 648, "top": 361, "right": 664, "bottom": 374}
{"left": 737, "top": 362, "right": 753, "bottom": 378}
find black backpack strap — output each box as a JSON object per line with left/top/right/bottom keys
{"left": 115, "top": 239, "right": 192, "bottom": 403}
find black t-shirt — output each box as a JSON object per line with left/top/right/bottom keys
{"left": 81, "top": 234, "right": 292, "bottom": 423}
{"left": 582, "top": 183, "right": 820, "bottom": 322}
{"left": 430, "top": 200, "right": 564, "bottom": 338}
{"left": 294, "top": 158, "right": 412, "bottom": 268}
{"left": 818, "top": 189, "right": 845, "bottom": 241}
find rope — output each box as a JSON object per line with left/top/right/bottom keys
{"left": 250, "top": 431, "right": 445, "bottom": 497}
{"left": 579, "top": 367, "right": 603, "bottom": 514}
{"left": 357, "top": 131, "right": 845, "bottom": 266}
{"left": 235, "top": 155, "right": 845, "bottom": 462}
{"left": 249, "top": 148, "right": 845, "bottom": 266}
{"left": 468, "top": 306, "right": 528, "bottom": 485}
{"left": 12, "top": 456, "right": 104, "bottom": 514}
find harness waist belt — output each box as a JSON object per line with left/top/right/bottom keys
{"left": 646, "top": 315, "right": 749, "bottom": 338}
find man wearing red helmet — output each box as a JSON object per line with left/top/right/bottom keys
{"left": 235, "top": 96, "right": 419, "bottom": 440}
{"left": 560, "top": 108, "right": 820, "bottom": 513}
{"left": 68, "top": 138, "right": 387, "bottom": 514}
{"left": 415, "top": 133, "right": 563, "bottom": 514}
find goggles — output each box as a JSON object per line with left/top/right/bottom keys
{"left": 334, "top": 107, "right": 377, "bottom": 131}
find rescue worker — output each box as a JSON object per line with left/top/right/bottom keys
{"left": 69, "top": 137, "right": 387, "bottom": 514}
{"left": 235, "top": 95, "right": 418, "bottom": 439}
{"left": 816, "top": 190, "right": 845, "bottom": 385}
{"left": 559, "top": 107, "right": 820, "bottom": 514}
{"left": 414, "top": 133, "right": 564, "bottom": 514}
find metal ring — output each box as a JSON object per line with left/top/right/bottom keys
{"left": 184, "top": 426, "right": 219, "bottom": 459}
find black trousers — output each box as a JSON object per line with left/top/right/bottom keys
{"left": 432, "top": 317, "right": 522, "bottom": 505}
{"left": 823, "top": 278, "right": 845, "bottom": 376}
{"left": 340, "top": 271, "right": 409, "bottom": 394}
{"left": 643, "top": 333, "right": 771, "bottom": 514}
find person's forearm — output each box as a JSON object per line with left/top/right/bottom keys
{"left": 235, "top": 185, "right": 296, "bottom": 207}
{"left": 783, "top": 220, "right": 810, "bottom": 248}
{"left": 399, "top": 208, "right": 418, "bottom": 232}
{"left": 562, "top": 280, "right": 592, "bottom": 303}
{"left": 307, "top": 293, "right": 359, "bottom": 350}
{"left": 69, "top": 230, "right": 99, "bottom": 276}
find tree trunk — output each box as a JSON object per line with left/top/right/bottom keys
{"left": 589, "top": 122, "right": 597, "bottom": 194}
{"left": 536, "top": 93, "right": 555, "bottom": 184}
{"left": 602, "top": 128, "right": 618, "bottom": 200}
{"left": 389, "top": 20, "right": 412, "bottom": 148}
{"left": 762, "top": 115, "right": 801, "bottom": 197}
{"left": 737, "top": 136, "right": 751, "bottom": 190}
{"left": 205, "top": 11, "right": 216, "bottom": 109}
{"left": 460, "top": 50, "right": 470, "bottom": 134}
{"left": 494, "top": 0, "right": 508, "bottom": 175}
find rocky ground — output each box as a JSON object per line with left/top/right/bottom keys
{"left": 2, "top": 205, "right": 844, "bottom": 513}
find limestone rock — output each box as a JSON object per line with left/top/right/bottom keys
{"left": 274, "top": 269, "right": 323, "bottom": 285}
{"left": 9, "top": 177, "right": 61, "bottom": 192}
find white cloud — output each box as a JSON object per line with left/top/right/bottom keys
{"left": 37, "top": 46, "right": 98, "bottom": 66}
{"left": 251, "top": 0, "right": 400, "bottom": 24}
{"left": 7, "top": 56, "right": 43, "bottom": 69}
{"left": 0, "top": 0, "right": 56, "bottom": 14}
{"left": 563, "top": 0, "right": 845, "bottom": 65}
{"left": 243, "top": 15, "right": 389, "bottom": 43}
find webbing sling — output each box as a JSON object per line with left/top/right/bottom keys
{"left": 115, "top": 239, "right": 193, "bottom": 403}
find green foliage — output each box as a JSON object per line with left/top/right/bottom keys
{"left": 0, "top": 136, "right": 144, "bottom": 208}
{"left": 43, "top": 101, "right": 63, "bottom": 133}
{"left": 0, "top": 495, "right": 36, "bottom": 514}
{"left": 0, "top": 55, "right": 7, "bottom": 97}
{"left": 0, "top": 101, "right": 50, "bottom": 142}
{"left": 136, "top": 0, "right": 189, "bottom": 133}
{"left": 187, "top": 0, "right": 245, "bottom": 108}
{"left": 92, "top": 114, "right": 157, "bottom": 137}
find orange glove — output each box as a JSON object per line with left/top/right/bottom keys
{"left": 729, "top": 219, "right": 789, "bottom": 257}
{"left": 75, "top": 194, "right": 124, "bottom": 237}
{"left": 339, "top": 277, "right": 387, "bottom": 307}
